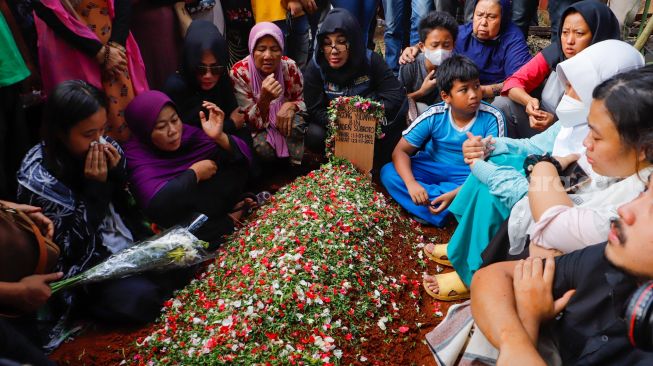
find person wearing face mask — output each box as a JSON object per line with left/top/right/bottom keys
{"left": 470, "top": 66, "right": 653, "bottom": 366}
{"left": 400, "top": 0, "right": 531, "bottom": 100}
{"left": 493, "top": 1, "right": 621, "bottom": 138}
{"left": 399, "top": 11, "right": 457, "bottom": 116}
{"left": 421, "top": 40, "right": 644, "bottom": 301}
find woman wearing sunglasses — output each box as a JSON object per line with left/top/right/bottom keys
{"left": 163, "top": 21, "right": 250, "bottom": 147}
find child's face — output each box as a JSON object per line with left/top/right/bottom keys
{"left": 441, "top": 79, "right": 482, "bottom": 116}
{"left": 419, "top": 28, "right": 454, "bottom": 52}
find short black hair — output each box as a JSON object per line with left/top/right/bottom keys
{"left": 418, "top": 11, "right": 458, "bottom": 43}
{"left": 436, "top": 54, "right": 480, "bottom": 94}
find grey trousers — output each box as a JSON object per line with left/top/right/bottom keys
{"left": 492, "top": 96, "right": 541, "bottom": 138}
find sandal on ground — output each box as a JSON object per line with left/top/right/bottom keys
{"left": 423, "top": 243, "right": 452, "bottom": 267}
{"left": 423, "top": 272, "right": 469, "bottom": 301}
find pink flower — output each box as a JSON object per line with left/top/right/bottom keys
{"left": 398, "top": 326, "right": 409, "bottom": 333}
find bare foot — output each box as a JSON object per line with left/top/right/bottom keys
{"left": 423, "top": 273, "right": 440, "bottom": 295}
{"left": 424, "top": 243, "right": 448, "bottom": 261}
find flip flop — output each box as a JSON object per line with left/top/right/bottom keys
{"left": 423, "top": 243, "right": 452, "bottom": 267}
{"left": 423, "top": 271, "right": 470, "bottom": 302}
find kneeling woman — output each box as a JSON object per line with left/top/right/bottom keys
{"left": 230, "top": 22, "right": 307, "bottom": 166}
{"left": 16, "top": 81, "right": 186, "bottom": 337}
{"left": 304, "top": 8, "right": 407, "bottom": 168}
{"left": 124, "top": 91, "right": 252, "bottom": 242}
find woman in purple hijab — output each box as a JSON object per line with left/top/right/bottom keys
{"left": 124, "top": 90, "right": 252, "bottom": 243}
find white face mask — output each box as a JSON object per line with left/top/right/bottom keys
{"left": 423, "top": 48, "right": 453, "bottom": 67}
{"left": 555, "top": 94, "right": 587, "bottom": 128}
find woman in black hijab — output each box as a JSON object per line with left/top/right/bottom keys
{"left": 493, "top": 0, "right": 620, "bottom": 138}
{"left": 303, "top": 8, "right": 407, "bottom": 170}
{"left": 163, "top": 20, "right": 250, "bottom": 144}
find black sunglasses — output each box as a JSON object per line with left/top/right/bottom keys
{"left": 196, "top": 65, "right": 225, "bottom": 76}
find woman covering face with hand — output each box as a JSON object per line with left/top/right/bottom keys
{"left": 16, "top": 81, "right": 184, "bottom": 348}
{"left": 230, "top": 22, "right": 307, "bottom": 166}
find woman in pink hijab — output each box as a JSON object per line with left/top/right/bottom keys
{"left": 229, "top": 22, "right": 307, "bottom": 166}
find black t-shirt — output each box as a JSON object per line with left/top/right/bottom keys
{"left": 552, "top": 243, "right": 653, "bottom": 365}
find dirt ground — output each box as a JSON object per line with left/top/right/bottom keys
{"left": 49, "top": 204, "right": 459, "bottom": 366}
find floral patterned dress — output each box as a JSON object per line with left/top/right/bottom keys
{"left": 75, "top": 0, "right": 135, "bottom": 142}
{"left": 230, "top": 56, "right": 306, "bottom": 164}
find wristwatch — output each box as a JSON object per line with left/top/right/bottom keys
{"left": 523, "top": 153, "right": 563, "bottom": 178}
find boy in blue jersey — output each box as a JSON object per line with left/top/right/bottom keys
{"left": 381, "top": 55, "right": 505, "bottom": 226}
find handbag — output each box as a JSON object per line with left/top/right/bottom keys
{"left": 0, "top": 204, "right": 60, "bottom": 283}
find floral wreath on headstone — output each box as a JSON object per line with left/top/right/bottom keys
{"left": 325, "top": 96, "right": 386, "bottom": 158}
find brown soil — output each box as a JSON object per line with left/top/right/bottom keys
{"left": 49, "top": 165, "right": 462, "bottom": 365}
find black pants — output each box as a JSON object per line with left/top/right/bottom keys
{"left": 0, "top": 84, "right": 30, "bottom": 201}
{"left": 148, "top": 162, "right": 249, "bottom": 245}
{"left": 0, "top": 319, "right": 54, "bottom": 366}
{"left": 480, "top": 218, "right": 529, "bottom": 268}
{"left": 79, "top": 268, "right": 196, "bottom": 325}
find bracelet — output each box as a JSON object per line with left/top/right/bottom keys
{"left": 523, "top": 153, "right": 563, "bottom": 178}
{"left": 102, "top": 44, "right": 110, "bottom": 66}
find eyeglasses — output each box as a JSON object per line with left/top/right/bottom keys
{"left": 322, "top": 41, "right": 349, "bottom": 53}
{"left": 196, "top": 65, "right": 225, "bottom": 76}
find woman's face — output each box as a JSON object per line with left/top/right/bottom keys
{"left": 151, "top": 105, "right": 183, "bottom": 152}
{"left": 253, "top": 36, "right": 282, "bottom": 76}
{"left": 583, "top": 99, "right": 641, "bottom": 177}
{"left": 561, "top": 12, "right": 593, "bottom": 59}
{"left": 321, "top": 32, "right": 349, "bottom": 69}
{"left": 473, "top": 0, "right": 502, "bottom": 41}
{"left": 63, "top": 107, "right": 107, "bottom": 159}
{"left": 196, "top": 51, "right": 223, "bottom": 91}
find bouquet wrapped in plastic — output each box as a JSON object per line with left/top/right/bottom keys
{"left": 50, "top": 218, "right": 213, "bottom": 293}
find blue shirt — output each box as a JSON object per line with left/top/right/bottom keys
{"left": 402, "top": 101, "right": 505, "bottom": 166}
{"left": 454, "top": 0, "right": 532, "bottom": 85}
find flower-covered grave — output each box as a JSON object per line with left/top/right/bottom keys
{"left": 132, "top": 160, "right": 423, "bottom": 365}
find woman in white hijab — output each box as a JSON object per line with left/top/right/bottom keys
{"left": 424, "top": 40, "right": 644, "bottom": 300}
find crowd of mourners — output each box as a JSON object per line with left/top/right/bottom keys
{"left": 0, "top": 0, "right": 652, "bottom": 364}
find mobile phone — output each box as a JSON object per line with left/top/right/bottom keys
{"left": 562, "top": 162, "right": 590, "bottom": 193}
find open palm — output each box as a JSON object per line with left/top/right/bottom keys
{"left": 200, "top": 101, "right": 225, "bottom": 140}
